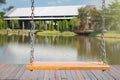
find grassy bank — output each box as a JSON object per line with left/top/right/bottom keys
{"left": 90, "top": 31, "right": 120, "bottom": 43}
{"left": 96, "top": 31, "right": 120, "bottom": 38}
{"left": 36, "top": 31, "right": 76, "bottom": 36}
{"left": 0, "top": 29, "right": 7, "bottom": 35}
{"left": 0, "top": 29, "right": 30, "bottom": 36}
{"left": 90, "top": 30, "right": 120, "bottom": 38}
{"left": 0, "top": 29, "right": 76, "bottom": 36}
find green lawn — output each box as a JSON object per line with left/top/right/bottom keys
{"left": 96, "top": 31, "right": 120, "bottom": 38}
{"left": 95, "top": 31, "right": 120, "bottom": 43}
{"left": 36, "top": 31, "right": 76, "bottom": 36}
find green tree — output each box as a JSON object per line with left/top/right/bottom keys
{"left": 59, "top": 21, "right": 63, "bottom": 32}
{"left": 35, "top": 21, "right": 45, "bottom": 31}
{"left": 56, "top": 21, "right": 60, "bottom": 31}
{"left": 3, "top": 6, "right": 14, "bottom": 12}
{"left": 88, "top": 7, "right": 99, "bottom": 30}
{"left": 65, "top": 20, "right": 69, "bottom": 31}
{"left": 105, "top": 0, "right": 120, "bottom": 31}
{"left": 94, "top": 10, "right": 102, "bottom": 29}
{"left": 51, "top": 21, "right": 54, "bottom": 31}
{"left": 0, "top": 19, "right": 7, "bottom": 29}
{"left": 0, "top": 12, "right": 6, "bottom": 29}
{"left": 2, "top": 20, "right": 7, "bottom": 29}
{"left": 0, "top": 0, "right": 6, "bottom": 4}
{"left": 0, "top": 12, "right": 5, "bottom": 18}
{"left": 0, "top": 19, "right": 3, "bottom": 29}
{"left": 62, "top": 20, "right": 69, "bottom": 31}
{"left": 70, "top": 17, "right": 80, "bottom": 31}
{"left": 48, "top": 22, "right": 51, "bottom": 30}
{"left": 78, "top": 7, "right": 88, "bottom": 30}
{"left": 78, "top": 7, "right": 98, "bottom": 30}
{"left": 62, "top": 20, "right": 65, "bottom": 31}
{"left": 35, "top": 21, "right": 39, "bottom": 29}
{"left": 11, "top": 20, "right": 19, "bottom": 29}
{"left": 48, "top": 21, "right": 54, "bottom": 31}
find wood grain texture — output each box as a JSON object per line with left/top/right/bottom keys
{"left": 1, "top": 64, "right": 120, "bottom": 80}
{"left": 26, "top": 61, "right": 110, "bottom": 70}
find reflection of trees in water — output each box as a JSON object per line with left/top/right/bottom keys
{"left": 0, "top": 35, "right": 100, "bottom": 60}
{"left": 106, "top": 42, "right": 120, "bottom": 64}
{"left": 7, "top": 35, "right": 30, "bottom": 43}
{"left": 36, "top": 36, "right": 78, "bottom": 47}
{"left": 36, "top": 36, "right": 101, "bottom": 61}
{"left": 0, "top": 35, "right": 30, "bottom": 46}
{"left": 1, "top": 35, "right": 120, "bottom": 64}
{"left": 75, "top": 36, "right": 100, "bottom": 61}
{"left": 0, "top": 35, "right": 8, "bottom": 46}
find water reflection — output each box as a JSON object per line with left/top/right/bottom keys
{"left": 0, "top": 35, "right": 120, "bottom": 64}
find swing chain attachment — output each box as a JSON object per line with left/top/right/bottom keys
{"left": 30, "top": 0, "right": 35, "bottom": 64}
{"left": 100, "top": 0, "right": 107, "bottom": 65}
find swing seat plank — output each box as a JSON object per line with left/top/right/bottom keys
{"left": 26, "top": 61, "right": 110, "bottom": 70}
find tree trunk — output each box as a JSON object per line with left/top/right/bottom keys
{"left": 81, "top": 19, "right": 88, "bottom": 30}
{"left": 91, "top": 21, "right": 95, "bottom": 30}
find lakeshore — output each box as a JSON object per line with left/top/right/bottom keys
{"left": 1, "top": 29, "right": 120, "bottom": 37}
{"left": 0, "top": 29, "right": 76, "bottom": 36}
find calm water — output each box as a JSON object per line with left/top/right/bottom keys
{"left": 0, "top": 35, "right": 120, "bottom": 65}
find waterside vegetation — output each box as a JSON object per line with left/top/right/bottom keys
{"left": 0, "top": 0, "right": 120, "bottom": 37}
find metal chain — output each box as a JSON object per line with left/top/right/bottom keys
{"left": 30, "top": 0, "right": 35, "bottom": 63}
{"left": 100, "top": 0, "right": 107, "bottom": 65}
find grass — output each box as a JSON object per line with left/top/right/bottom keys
{"left": 89, "top": 30, "right": 120, "bottom": 43}
{"left": 36, "top": 30, "right": 61, "bottom": 36}
{"left": 96, "top": 31, "right": 120, "bottom": 38}
{"left": 0, "top": 29, "right": 7, "bottom": 35}
{"left": 61, "top": 31, "right": 76, "bottom": 36}
{"left": 0, "top": 29, "right": 30, "bottom": 36}
{"left": 94, "top": 31, "right": 120, "bottom": 43}
{"left": 37, "top": 31, "right": 76, "bottom": 36}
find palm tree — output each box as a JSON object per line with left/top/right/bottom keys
{"left": 78, "top": 7, "right": 88, "bottom": 30}
{"left": 88, "top": 7, "right": 98, "bottom": 30}
{"left": 0, "top": 0, "right": 6, "bottom": 4}
{"left": 78, "top": 6, "right": 98, "bottom": 30}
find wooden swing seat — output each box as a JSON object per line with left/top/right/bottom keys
{"left": 26, "top": 61, "right": 110, "bottom": 70}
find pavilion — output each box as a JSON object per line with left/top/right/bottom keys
{"left": 4, "top": 5, "right": 95, "bottom": 29}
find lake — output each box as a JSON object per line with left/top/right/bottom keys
{"left": 0, "top": 35, "right": 120, "bottom": 65}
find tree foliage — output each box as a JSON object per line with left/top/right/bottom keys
{"left": 51, "top": 21, "right": 54, "bottom": 31}
{"left": 47, "top": 21, "right": 54, "bottom": 31}
{"left": 105, "top": 0, "right": 120, "bottom": 31}
{"left": 78, "top": 7, "right": 98, "bottom": 30}
{"left": 35, "top": 21, "right": 45, "bottom": 31}
{"left": 78, "top": 7, "right": 88, "bottom": 20}
{"left": 70, "top": 17, "right": 80, "bottom": 30}
{"left": 11, "top": 20, "right": 19, "bottom": 29}
{"left": 56, "top": 21, "right": 60, "bottom": 31}
{"left": 0, "top": 19, "right": 3, "bottom": 29}
{"left": 0, "top": 12, "right": 7, "bottom": 29}
{"left": 0, "top": 0, "right": 6, "bottom": 4}
{"left": 3, "top": 6, "right": 14, "bottom": 12}
{"left": 64, "top": 20, "right": 69, "bottom": 31}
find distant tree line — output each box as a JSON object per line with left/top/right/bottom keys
{"left": 105, "top": 0, "right": 120, "bottom": 32}
{"left": 0, "top": 12, "right": 7, "bottom": 29}
{"left": 35, "top": 18, "right": 80, "bottom": 32}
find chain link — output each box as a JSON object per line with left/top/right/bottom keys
{"left": 100, "top": 0, "right": 107, "bottom": 65}
{"left": 30, "top": 0, "right": 35, "bottom": 63}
